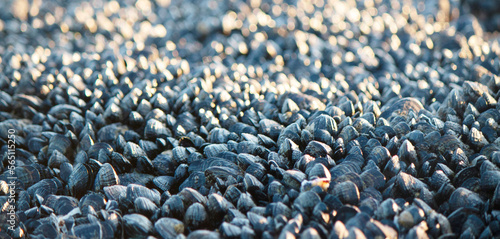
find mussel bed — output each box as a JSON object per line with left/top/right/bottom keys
{"left": 1, "top": 0, "right": 500, "bottom": 238}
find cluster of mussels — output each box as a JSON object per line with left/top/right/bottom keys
{"left": 1, "top": 0, "right": 500, "bottom": 238}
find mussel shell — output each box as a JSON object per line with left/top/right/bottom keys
{"left": 103, "top": 185, "right": 127, "bottom": 202}
{"left": 186, "top": 230, "right": 221, "bottom": 239}
{"left": 184, "top": 203, "right": 208, "bottom": 230}
{"left": 94, "top": 163, "right": 120, "bottom": 192}
{"left": 68, "top": 163, "right": 94, "bottom": 198}
{"left": 293, "top": 191, "right": 321, "bottom": 212}
{"left": 282, "top": 170, "right": 307, "bottom": 190}
{"left": 360, "top": 169, "right": 386, "bottom": 190}
{"left": 126, "top": 184, "right": 161, "bottom": 206}
{"left": 134, "top": 196, "right": 158, "bottom": 217}
{"left": 155, "top": 217, "right": 185, "bottom": 238}
{"left": 162, "top": 195, "right": 185, "bottom": 219}
{"left": 123, "top": 214, "right": 153, "bottom": 236}
{"left": 393, "top": 172, "right": 428, "bottom": 198}
{"left": 74, "top": 222, "right": 115, "bottom": 239}
{"left": 379, "top": 97, "right": 423, "bottom": 120}
{"left": 179, "top": 172, "right": 207, "bottom": 191}
{"left": 48, "top": 134, "right": 72, "bottom": 156}
{"left": 448, "top": 187, "right": 485, "bottom": 212}
{"left": 79, "top": 192, "right": 107, "bottom": 216}
{"left": 43, "top": 195, "right": 79, "bottom": 215}
{"left": 144, "top": 119, "right": 169, "bottom": 140}
{"left": 332, "top": 181, "right": 360, "bottom": 205}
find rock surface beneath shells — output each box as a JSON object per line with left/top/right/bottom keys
{"left": 1, "top": 0, "right": 500, "bottom": 238}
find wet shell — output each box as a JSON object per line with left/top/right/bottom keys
{"left": 306, "top": 114, "right": 338, "bottom": 137}
{"left": 68, "top": 163, "right": 94, "bottom": 198}
{"left": 360, "top": 169, "right": 386, "bottom": 190}
{"left": 379, "top": 98, "right": 424, "bottom": 119}
{"left": 204, "top": 144, "right": 229, "bottom": 158}
{"left": 393, "top": 172, "right": 428, "bottom": 198}
{"left": 397, "top": 205, "right": 425, "bottom": 228}
{"left": 265, "top": 202, "right": 292, "bottom": 219}
{"left": 282, "top": 170, "right": 307, "bottom": 190}
{"left": 492, "top": 183, "right": 500, "bottom": 209}
{"left": 126, "top": 184, "right": 161, "bottom": 206}
{"left": 43, "top": 195, "right": 79, "bottom": 215}
{"left": 155, "top": 217, "right": 185, "bottom": 238}
{"left": 220, "top": 222, "right": 242, "bottom": 238}
{"left": 123, "top": 214, "right": 153, "bottom": 236}
{"left": 79, "top": 192, "right": 107, "bottom": 216}
{"left": 332, "top": 181, "right": 360, "bottom": 205}
{"left": 179, "top": 187, "right": 208, "bottom": 207}
{"left": 162, "top": 195, "right": 185, "bottom": 219}
{"left": 448, "top": 187, "right": 485, "bottom": 212}
{"left": 244, "top": 173, "right": 265, "bottom": 192}
{"left": 208, "top": 128, "right": 231, "bottom": 144}
{"left": 27, "top": 178, "right": 63, "bottom": 202}
{"left": 338, "top": 126, "right": 359, "bottom": 143}
{"left": 307, "top": 163, "right": 331, "bottom": 180}
{"left": 383, "top": 156, "right": 402, "bottom": 178}
{"left": 293, "top": 191, "right": 322, "bottom": 212}
{"left": 398, "top": 140, "right": 420, "bottom": 167}
{"left": 179, "top": 171, "right": 207, "bottom": 191}
{"left": 428, "top": 170, "right": 451, "bottom": 190}
{"left": 186, "top": 230, "right": 221, "bottom": 239}
{"left": 74, "top": 222, "right": 115, "bottom": 239}
{"left": 103, "top": 185, "right": 127, "bottom": 202}
{"left": 134, "top": 196, "right": 158, "bottom": 217}
{"left": 94, "top": 163, "right": 120, "bottom": 192}
{"left": 207, "top": 193, "right": 232, "bottom": 219}
{"left": 331, "top": 172, "right": 364, "bottom": 191}
{"left": 184, "top": 203, "right": 208, "bottom": 230}
{"left": 237, "top": 192, "right": 256, "bottom": 213}
{"left": 205, "top": 166, "right": 244, "bottom": 185}
{"left": 123, "top": 142, "right": 147, "bottom": 164}
{"left": 47, "top": 150, "right": 69, "bottom": 169}
{"left": 48, "top": 134, "right": 72, "bottom": 156}
{"left": 119, "top": 173, "right": 154, "bottom": 186}
{"left": 259, "top": 119, "right": 284, "bottom": 140}
{"left": 153, "top": 176, "right": 175, "bottom": 192}
{"left": 128, "top": 111, "right": 144, "bottom": 128}
{"left": 304, "top": 141, "right": 333, "bottom": 158}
